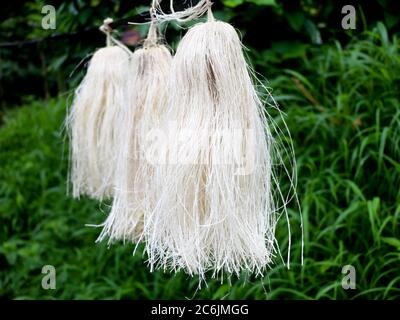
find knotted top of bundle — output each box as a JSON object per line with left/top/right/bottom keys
{"left": 152, "top": 0, "right": 214, "bottom": 23}
{"left": 99, "top": 18, "right": 114, "bottom": 47}
{"left": 143, "top": 20, "right": 159, "bottom": 48}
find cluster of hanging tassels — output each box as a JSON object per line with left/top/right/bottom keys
{"left": 67, "top": 0, "right": 301, "bottom": 281}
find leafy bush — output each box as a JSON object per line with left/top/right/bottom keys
{"left": 2, "top": 0, "right": 400, "bottom": 105}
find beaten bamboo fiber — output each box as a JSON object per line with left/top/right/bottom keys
{"left": 67, "top": 19, "right": 131, "bottom": 200}
{"left": 97, "top": 22, "right": 173, "bottom": 243}
{"left": 143, "top": 9, "right": 277, "bottom": 278}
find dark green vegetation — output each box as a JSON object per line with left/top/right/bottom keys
{"left": 1, "top": 19, "right": 399, "bottom": 298}
{"left": 2, "top": 0, "right": 400, "bottom": 105}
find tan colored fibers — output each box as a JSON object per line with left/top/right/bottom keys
{"left": 143, "top": 19, "right": 277, "bottom": 278}
{"left": 67, "top": 46, "right": 130, "bottom": 200}
{"left": 96, "top": 41, "right": 173, "bottom": 243}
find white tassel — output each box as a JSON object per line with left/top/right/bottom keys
{"left": 144, "top": 8, "right": 281, "bottom": 278}
{"left": 67, "top": 18, "right": 131, "bottom": 200}
{"left": 97, "top": 21, "right": 173, "bottom": 243}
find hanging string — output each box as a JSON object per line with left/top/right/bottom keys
{"left": 143, "top": 2, "right": 159, "bottom": 48}
{"left": 207, "top": 0, "right": 214, "bottom": 22}
{"left": 152, "top": 0, "right": 212, "bottom": 23}
{"left": 99, "top": 17, "right": 113, "bottom": 47}
{"left": 99, "top": 18, "right": 132, "bottom": 55}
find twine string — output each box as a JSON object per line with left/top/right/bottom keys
{"left": 99, "top": 17, "right": 132, "bottom": 55}
{"left": 206, "top": 0, "right": 214, "bottom": 22}
{"left": 99, "top": 18, "right": 113, "bottom": 47}
{"left": 144, "top": 2, "right": 159, "bottom": 48}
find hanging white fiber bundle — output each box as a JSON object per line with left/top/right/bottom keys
{"left": 67, "top": 18, "right": 131, "bottom": 200}
{"left": 97, "top": 17, "right": 173, "bottom": 243}
{"left": 144, "top": 3, "right": 289, "bottom": 279}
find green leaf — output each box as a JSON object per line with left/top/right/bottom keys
{"left": 384, "top": 12, "right": 400, "bottom": 29}
{"left": 223, "top": 0, "right": 244, "bottom": 8}
{"left": 304, "top": 19, "right": 322, "bottom": 44}
{"left": 376, "top": 22, "right": 389, "bottom": 48}
{"left": 247, "top": 0, "right": 277, "bottom": 5}
{"left": 381, "top": 237, "right": 400, "bottom": 250}
{"left": 271, "top": 41, "right": 308, "bottom": 59}
{"left": 224, "top": 0, "right": 276, "bottom": 7}
{"left": 287, "top": 12, "right": 305, "bottom": 32}
{"left": 48, "top": 55, "right": 68, "bottom": 72}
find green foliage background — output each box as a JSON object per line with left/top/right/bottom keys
{"left": 0, "top": 1, "right": 400, "bottom": 299}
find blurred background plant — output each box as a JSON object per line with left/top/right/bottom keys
{"left": 0, "top": 0, "right": 399, "bottom": 299}
{"left": 1, "top": 0, "right": 400, "bottom": 106}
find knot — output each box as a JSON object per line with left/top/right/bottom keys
{"left": 99, "top": 18, "right": 113, "bottom": 47}
{"left": 144, "top": 5, "right": 158, "bottom": 48}
{"left": 99, "top": 17, "right": 113, "bottom": 33}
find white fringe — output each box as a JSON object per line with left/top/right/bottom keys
{"left": 97, "top": 35, "right": 173, "bottom": 243}
{"left": 71, "top": 7, "right": 302, "bottom": 280}
{"left": 143, "top": 19, "right": 279, "bottom": 278}
{"left": 67, "top": 46, "right": 130, "bottom": 200}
